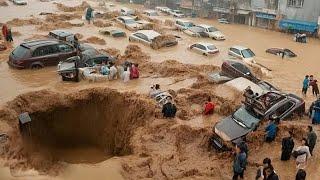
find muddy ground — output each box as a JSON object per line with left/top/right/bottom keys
{"left": 0, "top": 0, "right": 320, "bottom": 179}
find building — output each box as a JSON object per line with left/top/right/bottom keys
{"left": 251, "top": 0, "right": 279, "bottom": 29}
{"left": 279, "top": 0, "right": 320, "bottom": 35}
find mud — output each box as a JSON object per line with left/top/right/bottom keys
{"left": 82, "top": 36, "right": 106, "bottom": 45}
{"left": 37, "top": 21, "right": 75, "bottom": 31}
{"left": 54, "top": 1, "right": 89, "bottom": 12}
{"left": 151, "top": 35, "right": 177, "bottom": 49}
{"left": 0, "top": 0, "right": 8, "bottom": 6}
{"left": 45, "top": 13, "right": 82, "bottom": 22}
{"left": 99, "top": 48, "right": 121, "bottom": 57}
{"left": 6, "top": 18, "right": 43, "bottom": 27}
{"left": 93, "top": 20, "right": 113, "bottom": 28}
{"left": 23, "top": 34, "right": 49, "bottom": 41}
{"left": 0, "top": 88, "right": 155, "bottom": 175}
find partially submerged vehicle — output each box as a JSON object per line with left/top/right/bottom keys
{"left": 266, "top": 48, "right": 297, "bottom": 58}
{"left": 212, "top": 91, "right": 305, "bottom": 150}
{"left": 129, "top": 30, "right": 178, "bottom": 49}
{"left": 57, "top": 49, "right": 115, "bottom": 81}
{"left": 170, "top": 10, "right": 185, "bottom": 18}
{"left": 99, "top": 29, "right": 126, "bottom": 37}
{"left": 183, "top": 26, "right": 208, "bottom": 37}
{"left": 175, "top": 19, "right": 194, "bottom": 30}
{"left": 13, "top": 0, "right": 27, "bottom": 5}
{"left": 49, "top": 30, "right": 75, "bottom": 44}
{"left": 218, "top": 18, "right": 230, "bottom": 24}
{"left": 116, "top": 16, "right": 142, "bottom": 31}
{"left": 189, "top": 42, "right": 219, "bottom": 56}
{"left": 228, "top": 46, "right": 256, "bottom": 64}
{"left": 221, "top": 60, "right": 259, "bottom": 83}
{"left": 196, "top": 24, "right": 225, "bottom": 40}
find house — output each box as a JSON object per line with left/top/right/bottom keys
{"left": 251, "top": 0, "right": 279, "bottom": 29}
{"left": 278, "top": 0, "right": 320, "bottom": 35}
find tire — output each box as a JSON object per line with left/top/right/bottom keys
{"left": 31, "top": 64, "right": 43, "bottom": 70}
{"left": 203, "top": 53, "right": 207, "bottom": 56}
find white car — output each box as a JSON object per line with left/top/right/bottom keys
{"left": 183, "top": 27, "right": 205, "bottom": 37}
{"left": 129, "top": 30, "right": 178, "bottom": 48}
{"left": 189, "top": 42, "right": 219, "bottom": 56}
{"left": 120, "top": 7, "right": 135, "bottom": 16}
{"left": 160, "top": 7, "right": 171, "bottom": 14}
{"left": 129, "top": 30, "right": 161, "bottom": 46}
{"left": 13, "top": 0, "right": 27, "bottom": 5}
{"left": 228, "top": 46, "right": 256, "bottom": 64}
{"left": 170, "top": 10, "right": 184, "bottom": 18}
{"left": 143, "top": 10, "right": 159, "bottom": 17}
{"left": 175, "top": 19, "right": 194, "bottom": 30}
{"left": 116, "top": 16, "right": 142, "bottom": 31}
{"left": 196, "top": 24, "right": 225, "bottom": 40}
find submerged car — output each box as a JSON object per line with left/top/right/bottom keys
{"left": 266, "top": 48, "right": 297, "bottom": 58}
{"left": 116, "top": 16, "right": 142, "bottom": 31}
{"left": 189, "top": 42, "right": 219, "bottom": 56}
{"left": 8, "top": 39, "right": 77, "bottom": 69}
{"left": 13, "top": 0, "right": 27, "bottom": 5}
{"left": 218, "top": 18, "right": 230, "bottom": 24}
{"left": 212, "top": 91, "right": 305, "bottom": 150}
{"left": 183, "top": 26, "right": 208, "bottom": 37}
{"left": 57, "top": 49, "right": 115, "bottom": 81}
{"left": 228, "top": 46, "right": 255, "bottom": 64}
{"left": 99, "top": 29, "right": 126, "bottom": 37}
{"left": 170, "top": 10, "right": 184, "bottom": 18}
{"left": 221, "top": 60, "right": 258, "bottom": 83}
{"left": 175, "top": 19, "right": 194, "bottom": 30}
{"left": 196, "top": 24, "right": 225, "bottom": 40}
{"left": 49, "top": 30, "right": 75, "bottom": 44}
{"left": 129, "top": 30, "right": 177, "bottom": 49}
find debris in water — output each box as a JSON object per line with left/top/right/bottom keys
{"left": 83, "top": 36, "right": 106, "bottom": 45}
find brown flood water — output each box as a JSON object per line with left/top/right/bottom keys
{"left": 0, "top": 0, "right": 320, "bottom": 179}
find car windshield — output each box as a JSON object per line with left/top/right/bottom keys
{"left": 232, "top": 107, "right": 260, "bottom": 128}
{"left": 12, "top": 45, "right": 29, "bottom": 59}
{"left": 208, "top": 27, "right": 218, "bottom": 32}
{"left": 183, "top": 22, "right": 194, "bottom": 27}
{"left": 241, "top": 49, "right": 255, "bottom": 58}
{"left": 124, "top": 19, "right": 135, "bottom": 24}
{"left": 207, "top": 45, "right": 217, "bottom": 50}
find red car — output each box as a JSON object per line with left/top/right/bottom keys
{"left": 8, "top": 39, "right": 77, "bottom": 69}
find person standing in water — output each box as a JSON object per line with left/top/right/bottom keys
{"left": 302, "top": 75, "right": 309, "bottom": 97}
{"left": 85, "top": 6, "right": 93, "bottom": 24}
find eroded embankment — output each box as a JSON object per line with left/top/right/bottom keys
{"left": 0, "top": 88, "right": 155, "bottom": 175}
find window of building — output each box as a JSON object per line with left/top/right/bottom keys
{"left": 287, "top": 0, "right": 304, "bottom": 8}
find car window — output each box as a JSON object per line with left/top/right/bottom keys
{"left": 271, "top": 101, "right": 295, "bottom": 118}
{"left": 197, "top": 44, "right": 206, "bottom": 50}
{"left": 33, "top": 46, "right": 49, "bottom": 57}
{"left": 231, "top": 63, "right": 250, "bottom": 74}
{"left": 208, "top": 27, "right": 218, "bottom": 32}
{"left": 121, "top": 9, "right": 125, "bottom": 12}
{"left": 233, "top": 107, "right": 260, "bottom": 128}
{"left": 58, "top": 44, "right": 73, "bottom": 53}
{"left": 134, "top": 33, "right": 149, "bottom": 41}
{"left": 230, "top": 48, "right": 240, "bottom": 55}
{"left": 47, "top": 45, "right": 60, "bottom": 54}
{"left": 12, "top": 45, "right": 29, "bottom": 59}
{"left": 207, "top": 45, "right": 217, "bottom": 50}
{"left": 241, "top": 49, "right": 255, "bottom": 58}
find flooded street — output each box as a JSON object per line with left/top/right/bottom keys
{"left": 1, "top": 0, "right": 320, "bottom": 179}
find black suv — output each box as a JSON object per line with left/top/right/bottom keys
{"left": 8, "top": 39, "right": 77, "bottom": 69}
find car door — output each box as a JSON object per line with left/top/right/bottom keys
{"left": 192, "top": 44, "right": 201, "bottom": 54}
{"left": 58, "top": 43, "right": 76, "bottom": 62}
{"left": 44, "top": 44, "right": 62, "bottom": 66}
{"left": 229, "top": 48, "right": 242, "bottom": 59}
{"left": 197, "top": 44, "right": 206, "bottom": 54}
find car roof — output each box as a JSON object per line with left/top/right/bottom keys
{"left": 144, "top": 9, "right": 157, "bottom": 13}
{"left": 118, "top": 16, "right": 134, "bottom": 20}
{"left": 198, "top": 24, "right": 213, "bottom": 28}
{"left": 21, "top": 39, "right": 60, "bottom": 49}
{"left": 49, "top": 30, "right": 73, "bottom": 37}
{"left": 231, "top": 45, "right": 249, "bottom": 50}
{"left": 195, "top": 42, "right": 214, "bottom": 47}
{"left": 134, "top": 30, "right": 160, "bottom": 39}
{"left": 176, "top": 19, "right": 193, "bottom": 23}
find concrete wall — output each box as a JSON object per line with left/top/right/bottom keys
{"left": 251, "top": 0, "right": 278, "bottom": 10}
{"left": 279, "top": 0, "right": 320, "bottom": 22}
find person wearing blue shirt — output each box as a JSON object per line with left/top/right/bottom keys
{"left": 265, "top": 119, "right": 277, "bottom": 142}
{"left": 302, "top": 75, "right": 309, "bottom": 97}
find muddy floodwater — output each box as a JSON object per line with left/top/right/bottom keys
{"left": 0, "top": 0, "right": 320, "bottom": 179}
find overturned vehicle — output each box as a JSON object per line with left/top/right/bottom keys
{"left": 57, "top": 49, "right": 115, "bottom": 82}
{"left": 210, "top": 91, "right": 305, "bottom": 151}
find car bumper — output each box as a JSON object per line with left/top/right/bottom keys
{"left": 7, "top": 60, "right": 25, "bottom": 69}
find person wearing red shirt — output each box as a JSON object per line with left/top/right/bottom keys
{"left": 130, "top": 63, "right": 139, "bottom": 79}
{"left": 204, "top": 97, "right": 215, "bottom": 115}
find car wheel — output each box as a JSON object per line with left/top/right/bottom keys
{"left": 129, "top": 37, "right": 132, "bottom": 42}
{"left": 203, "top": 53, "right": 207, "bottom": 56}
{"left": 212, "top": 37, "right": 217, "bottom": 40}
{"left": 31, "top": 64, "right": 43, "bottom": 70}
